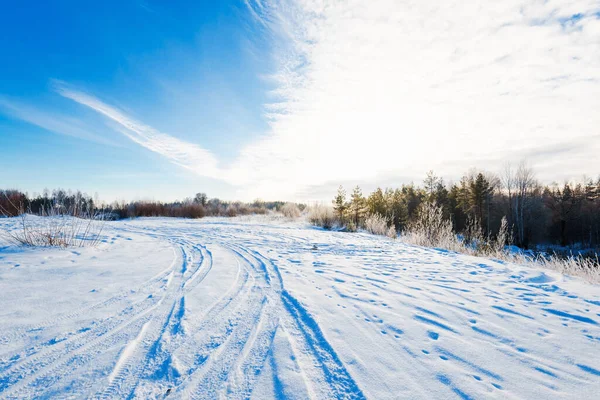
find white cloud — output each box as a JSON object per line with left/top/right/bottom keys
{"left": 240, "top": 0, "right": 600, "bottom": 198}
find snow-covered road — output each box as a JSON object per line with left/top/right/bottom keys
{"left": 1, "top": 217, "right": 599, "bottom": 399}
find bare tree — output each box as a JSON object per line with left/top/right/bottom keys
{"left": 501, "top": 162, "right": 515, "bottom": 228}
{"left": 512, "top": 162, "right": 536, "bottom": 247}
{"left": 501, "top": 161, "right": 537, "bottom": 247}
{"left": 194, "top": 193, "right": 208, "bottom": 206}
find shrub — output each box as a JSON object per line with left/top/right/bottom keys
{"left": 0, "top": 190, "right": 27, "bottom": 217}
{"left": 464, "top": 215, "right": 484, "bottom": 247}
{"left": 308, "top": 204, "right": 336, "bottom": 229}
{"left": 109, "top": 200, "right": 207, "bottom": 219}
{"left": 226, "top": 206, "right": 238, "bottom": 217}
{"left": 365, "top": 214, "right": 388, "bottom": 236}
{"left": 203, "top": 202, "right": 267, "bottom": 217}
{"left": 280, "top": 202, "right": 301, "bottom": 219}
{"left": 399, "top": 205, "right": 600, "bottom": 282}
{"left": 172, "top": 203, "right": 206, "bottom": 218}
{"left": 490, "top": 216, "right": 510, "bottom": 255}
{"left": 386, "top": 225, "right": 397, "bottom": 239}
{"left": 403, "top": 201, "right": 459, "bottom": 249}
{"left": 346, "top": 220, "right": 357, "bottom": 233}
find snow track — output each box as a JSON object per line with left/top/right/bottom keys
{"left": 1, "top": 217, "right": 599, "bottom": 399}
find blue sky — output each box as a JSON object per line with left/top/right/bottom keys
{"left": 1, "top": 1, "right": 599, "bottom": 203}
{"left": 0, "top": 1, "right": 274, "bottom": 201}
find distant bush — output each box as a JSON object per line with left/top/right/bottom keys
{"left": 226, "top": 206, "right": 239, "bottom": 217}
{"left": 280, "top": 202, "right": 301, "bottom": 219}
{"left": 94, "top": 212, "right": 120, "bottom": 221}
{"left": 172, "top": 203, "right": 206, "bottom": 218}
{"left": 0, "top": 190, "right": 27, "bottom": 217}
{"left": 104, "top": 199, "right": 271, "bottom": 219}
{"left": 1, "top": 188, "right": 299, "bottom": 222}
{"left": 365, "top": 214, "right": 388, "bottom": 236}
{"left": 214, "top": 202, "right": 268, "bottom": 218}
{"left": 308, "top": 204, "right": 336, "bottom": 229}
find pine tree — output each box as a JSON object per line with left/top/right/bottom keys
{"left": 469, "top": 173, "right": 493, "bottom": 233}
{"left": 366, "top": 187, "right": 386, "bottom": 217}
{"left": 585, "top": 179, "right": 598, "bottom": 202}
{"left": 448, "top": 183, "right": 467, "bottom": 232}
{"left": 423, "top": 170, "right": 440, "bottom": 202}
{"left": 332, "top": 185, "right": 348, "bottom": 223}
{"left": 543, "top": 183, "right": 583, "bottom": 246}
{"left": 386, "top": 188, "right": 408, "bottom": 230}
{"left": 350, "top": 186, "right": 366, "bottom": 227}
{"left": 402, "top": 184, "right": 424, "bottom": 221}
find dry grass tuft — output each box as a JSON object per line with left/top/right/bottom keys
{"left": 1, "top": 206, "right": 104, "bottom": 248}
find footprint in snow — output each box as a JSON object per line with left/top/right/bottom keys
{"left": 427, "top": 331, "right": 440, "bottom": 340}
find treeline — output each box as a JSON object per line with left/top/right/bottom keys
{"left": 106, "top": 195, "right": 290, "bottom": 219}
{"left": 0, "top": 189, "right": 297, "bottom": 220}
{"left": 1, "top": 189, "right": 95, "bottom": 217}
{"left": 330, "top": 163, "right": 600, "bottom": 251}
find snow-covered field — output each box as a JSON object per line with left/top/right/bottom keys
{"left": 1, "top": 217, "right": 599, "bottom": 399}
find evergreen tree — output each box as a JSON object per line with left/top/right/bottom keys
{"left": 469, "top": 173, "right": 493, "bottom": 234}
{"left": 448, "top": 183, "right": 468, "bottom": 232}
{"left": 544, "top": 183, "right": 583, "bottom": 246}
{"left": 423, "top": 170, "right": 441, "bottom": 202}
{"left": 366, "top": 187, "right": 386, "bottom": 217}
{"left": 386, "top": 188, "right": 408, "bottom": 230}
{"left": 402, "top": 184, "right": 424, "bottom": 221}
{"left": 332, "top": 185, "right": 348, "bottom": 223}
{"left": 350, "top": 186, "right": 366, "bottom": 227}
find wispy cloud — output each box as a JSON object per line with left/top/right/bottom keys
{"left": 54, "top": 81, "right": 222, "bottom": 180}
{"left": 0, "top": 96, "right": 118, "bottom": 147}
{"left": 51, "top": 81, "right": 323, "bottom": 198}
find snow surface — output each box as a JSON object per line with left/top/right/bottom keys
{"left": 1, "top": 217, "right": 599, "bottom": 399}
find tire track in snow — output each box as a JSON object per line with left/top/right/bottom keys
{"left": 205, "top": 239, "right": 364, "bottom": 400}
{"left": 175, "top": 242, "right": 279, "bottom": 399}
{"left": 280, "top": 290, "right": 366, "bottom": 400}
{"left": 1, "top": 221, "right": 367, "bottom": 399}
{"left": 127, "top": 245, "right": 253, "bottom": 397}
{"left": 183, "top": 295, "right": 269, "bottom": 400}
{"left": 91, "top": 238, "right": 212, "bottom": 398}
{"left": 0, "top": 246, "right": 178, "bottom": 349}
{"left": 166, "top": 246, "right": 265, "bottom": 397}
{"left": 0, "top": 271, "right": 172, "bottom": 396}
{"left": 223, "top": 301, "right": 280, "bottom": 399}
{"left": 0, "top": 236, "right": 206, "bottom": 398}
